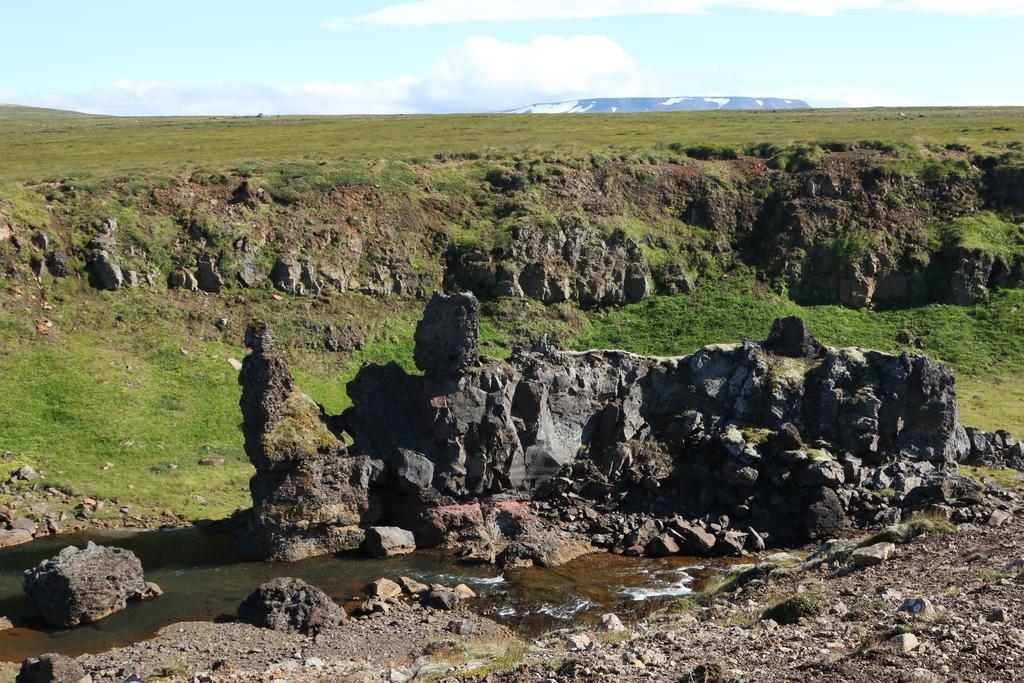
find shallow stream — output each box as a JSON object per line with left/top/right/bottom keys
{"left": 0, "top": 527, "right": 723, "bottom": 662}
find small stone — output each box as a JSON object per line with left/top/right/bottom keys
{"left": 364, "top": 527, "right": 416, "bottom": 559}
{"left": 137, "top": 582, "right": 163, "bottom": 599}
{"left": 398, "top": 576, "right": 429, "bottom": 594}
{"left": 13, "top": 465, "right": 40, "bottom": 482}
{"left": 364, "top": 578, "right": 402, "bottom": 600}
{"left": 850, "top": 542, "right": 896, "bottom": 567}
{"left": 447, "top": 618, "right": 477, "bottom": 635}
{"left": 899, "top": 597, "right": 937, "bottom": 619}
{"left": 599, "top": 613, "right": 626, "bottom": 633}
{"left": 987, "top": 607, "right": 1008, "bottom": 623}
{"left": 353, "top": 598, "right": 390, "bottom": 616}
{"left": 422, "top": 587, "right": 460, "bottom": 611}
{"left": 987, "top": 509, "right": 1011, "bottom": 527}
{"left": 565, "top": 633, "right": 593, "bottom": 652}
{"left": 453, "top": 584, "right": 476, "bottom": 600}
{"left": 198, "top": 458, "right": 225, "bottom": 467}
{"left": 888, "top": 632, "right": 920, "bottom": 653}
{"left": 0, "top": 616, "right": 13, "bottom": 631}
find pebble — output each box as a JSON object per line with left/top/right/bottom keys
{"left": 599, "top": 613, "right": 626, "bottom": 633}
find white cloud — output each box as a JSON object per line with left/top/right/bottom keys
{"left": 13, "top": 35, "right": 659, "bottom": 116}
{"left": 412, "top": 35, "right": 660, "bottom": 112}
{"left": 330, "top": 0, "right": 1024, "bottom": 26}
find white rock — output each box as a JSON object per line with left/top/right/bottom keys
{"left": 599, "top": 612, "right": 626, "bottom": 633}
{"left": 888, "top": 632, "right": 920, "bottom": 653}
{"left": 850, "top": 542, "right": 896, "bottom": 567}
{"left": 565, "top": 633, "right": 593, "bottom": 651}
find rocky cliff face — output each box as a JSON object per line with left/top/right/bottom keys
{"left": 238, "top": 292, "right": 977, "bottom": 561}
{"left": 3, "top": 150, "right": 1021, "bottom": 311}
{"left": 444, "top": 226, "right": 651, "bottom": 308}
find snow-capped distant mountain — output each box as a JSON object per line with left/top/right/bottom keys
{"left": 507, "top": 97, "right": 810, "bottom": 114}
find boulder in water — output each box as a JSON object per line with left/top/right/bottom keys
{"left": 23, "top": 542, "right": 157, "bottom": 628}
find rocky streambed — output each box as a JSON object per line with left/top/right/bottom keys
{"left": 0, "top": 527, "right": 726, "bottom": 664}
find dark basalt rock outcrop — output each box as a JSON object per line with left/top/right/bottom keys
{"left": 23, "top": 542, "right": 160, "bottom": 628}
{"left": 237, "top": 577, "right": 346, "bottom": 635}
{"left": 238, "top": 292, "right": 973, "bottom": 561}
{"left": 235, "top": 323, "right": 377, "bottom": 561}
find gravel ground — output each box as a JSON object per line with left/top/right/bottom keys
{"left": 467, "top": 504, "right": 1024, "bottom": 682}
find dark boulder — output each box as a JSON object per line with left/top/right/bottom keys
{"left": 16, "top": 653, "right": 88, "bottom": 683}
{"left": 23, "top": 542, "right": 157, "bottom": 628}
{"left": 764, "top": 316, "right": 823, "bottom": 359}
{"left": 237, "top": 577, "right": 346, "bottom": 635}
{"left": 422, "top": 587, "right": 460, "bottom": 610}
{"left": 803, "top": 488, "right": 846, "bottom": 542}
{"left": 195, "top": 253, "right": 223, "bottom": 293}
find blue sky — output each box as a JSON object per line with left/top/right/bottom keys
{"left": 2, "top": 0, "right": 1023, "bottom": 114}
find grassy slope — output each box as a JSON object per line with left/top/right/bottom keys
{"left": 0, "top": 279, "right": 423, "bottom": 520}
{"left": 2, "top": 106, "right": 1024, "bottom": 180}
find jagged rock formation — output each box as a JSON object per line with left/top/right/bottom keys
{"left": 23, "top": 542, "right": 160, "bottom": 627}
{"left": 235, "top": 323, "right": 376, "bottom": 561}
{"left": 237, "top": 292, "right": 977, "bottom": 561}
{"left": 341, "top": 294, "right": 968, "bottom": 548}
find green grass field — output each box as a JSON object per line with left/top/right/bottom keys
{"left": 2, "top": 104, "right": 1024, "bottom": 180}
